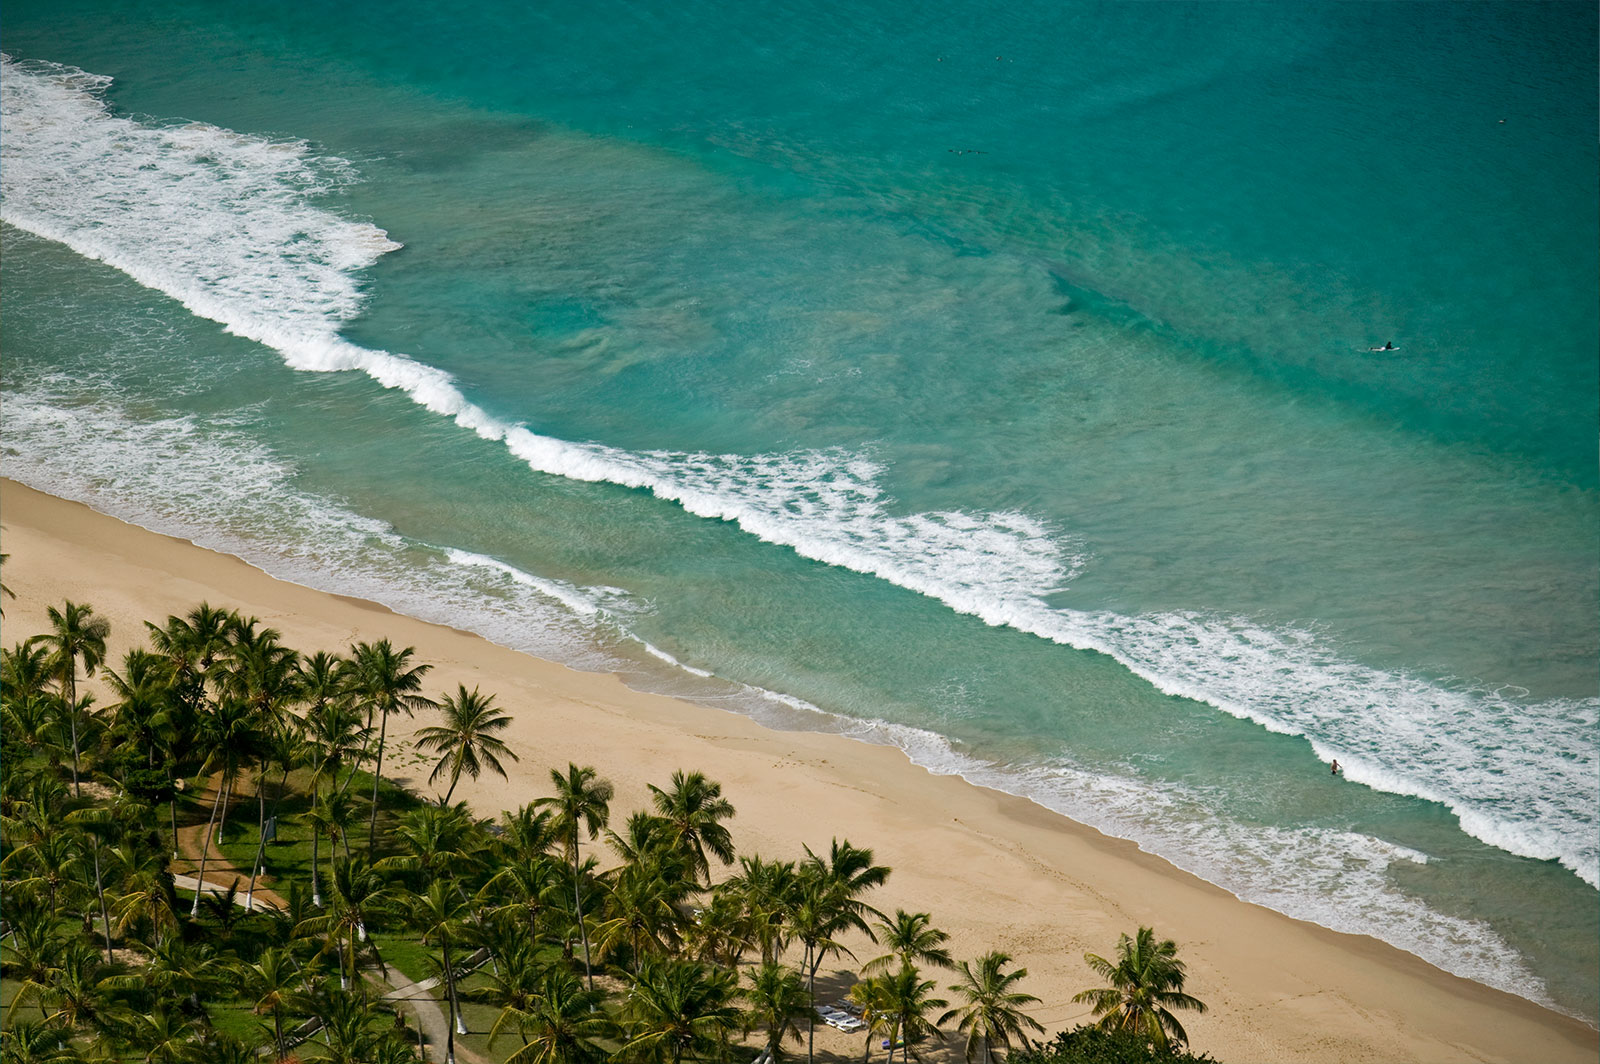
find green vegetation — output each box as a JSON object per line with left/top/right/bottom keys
{"left": 1010, "top": 1027, "right": 1219, "bottom": 1064}
{"left": 1, "top": 595, "right": 1217, "bottom": 1062}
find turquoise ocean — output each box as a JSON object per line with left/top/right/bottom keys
{"left": 3, "top": 0, "right": 1596, "bottom": 1021}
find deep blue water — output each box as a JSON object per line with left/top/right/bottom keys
{"left": 3, "top": 0, "right": 1595, "bottom": 1020}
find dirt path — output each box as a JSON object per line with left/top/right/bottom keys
{"left": 171, "top": 778, "right": 290, "bottom": 911}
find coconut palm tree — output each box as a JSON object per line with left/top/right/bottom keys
{"left": 496, "top": 803, "right": 562, "bottom": 862}
{"left": 481, "top": 852, "right": 567, "bottom": 947}
{"left": 215, "top": 618, "right": 301, "bottom": 865}
{"left": 144, "top": 604, "right": 235, "bottom": 714}
{"left": 414, "top": 684, "right": 520, "bottom": 803}
{"left": 295, "top": 857, "right": 401, "bottom": 994}
{"left": 120, "top": 1005, "right": 205, "bottom": 1063}
{"left": 876, "top": 965, "right": 946, "bottom": 1064}
{"left": 801, "top": 838, "right": 889, "bottom": 940}
{"left": 3, "top": 640, "right": 57, "bottom": 756}
{"left": 234, "top": 946, "right": 308, "bottom": 1063}
{"left": 1, "top": 895, "right": 67, "bottom": 1025}
{"left": 786, "top": 870, "right": 861, "bottom": 1064}
{"left": 377, "top": 800, "right": 486, "bottom": 890}
{"left": 622, "top": 957, "right": 742, "bottom": 1064}
{"left": 305, "top": 789, "right": 359, "bottom": 909}
{"left": 723, "top": 856, "right": 799, "bottom": 967}
{"left": 1, "top": 828, "right": 86, "bottom": 919}
{"left": 864, "top": 911, "right": 952, "bottom": 974}
{"left": 486, "top": 963, "right": 612, "bottom": 1064}
{"left": 304, "top": 696, "right": 371, "bottom": 803}
{"left": 61, "top": 804, "right": 122, "bottom": 963}
{"left": 106, "top": 841, "right": 179, "bottom": 950}
{"left": 0, "top": 1017, "right": 78, "bottom": 1061}
{"left": 245, "top": 715, "right": 308, "bottom": 909}
{"left": 647, "top": 770, "right": 736, "bottom": 887}
{"left": 189, "top": 697, "right": 265, "bottom": 916}
{"left": 35, "top": 601, "right": 110, "bottom": 796}
{"left": 742, "top": 962, "right": 813, "bottom": 1063}
{"left": 847, "top": 974, "right": 894, "bottom": 1064}
{"left": 1072, "top": 926, "right": 1207, "bottom": 1051}
{"left": 938, "top": 952, "right": 1043, "bottom": 1064}
{"left": 536, "top": 763, "right": 613, "bottom": 991}
{"left": 104, "top": 648, "right": 184, "bottom": 853}
{"left": 412, "top": 879, "right": 474, "bottom": 1064}
{"left": 594, "top": 858, "right": 691, "bottom": 973}
{"left": 36, "top": 938, "right": 122, "bottom": 1042}
{"left": 342, "top": 640, "right": 434, "bottom": 854}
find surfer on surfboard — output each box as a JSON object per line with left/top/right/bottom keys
{"left": 1367, "top": 341, "right": 1397, "bottom": 352}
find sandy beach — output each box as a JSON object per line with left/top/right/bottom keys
{"left": 2, "top": 476, "right": 1593, "bottom": 1064}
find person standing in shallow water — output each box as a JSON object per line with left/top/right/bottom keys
{"left": 1330, "top": 759, "right": 1342, "bottom": 776}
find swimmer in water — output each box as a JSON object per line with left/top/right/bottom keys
{"left": 1330, "top": 759, "right": 1342, "bottom": 776}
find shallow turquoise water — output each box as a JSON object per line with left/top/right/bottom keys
{"left": 3, "top": 0, "right": 1595, "bottom": 1019}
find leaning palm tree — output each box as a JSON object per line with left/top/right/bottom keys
{"left": 35, "top": 600, "right": 110, "bottom": 796}
{"left": 1072, "top": 927, "right": 1207, "bottom": 1051}
{"left": 938, "top": 952, "right": 1043, "bottom": 1064}
{"left": 342, "top": 640, "right": 434, "bottom": 853}
{"left": 414, "top": 684, "right": 520, "bottom": 803}
{"left": 647, "top": 770, "right": 736, "bottom": 887}
{"left": 536, "top": 763, "right": 613, "bottom": 992}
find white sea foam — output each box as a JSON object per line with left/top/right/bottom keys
{"left": 0, "top": 387, "right": 625, "bottom": 674}
{"left": 3, "top": 54, "right": 1594, "bottom": 899}
{"left": 837, "top": 718, "right": 1554, "bottom": 1005}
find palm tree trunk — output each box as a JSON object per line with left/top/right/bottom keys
{"left": 191, "top": 775, "right": 227, "bottom": 916}
{"left": 366, "top": 707, "right": 389, "bottom": 854}
{"left": 572, "top": 839, "right": 595, "bottom": 992}
{"left": 90, "top": 837, "right": 113, "bottom": 964}
{"left": 63, "top": 671, "right": 81, "bottom": 798}
{"left": 443, "top": 755, "right": 461, "bottom": 804}
{"left": 806, "top": 942, "right": 818, "bottom": 1064}
{"left": 443, "top": 937, "right": 458, "bottom": 1064}
{"left": 169, "top": 784, "right": 180, "bottom": 860}
{"left": 310, "top": 826, "right": 323, "bottom": 908}
{"left": 215, "top": 778, "right": 233, "bottom": 848}
{"left": 247, "top": 763, "right": 289, "bottom": 909}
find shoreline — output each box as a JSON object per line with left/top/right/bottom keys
{"left": 3, "top": 476, "right": 1594, "bottom": 1064}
